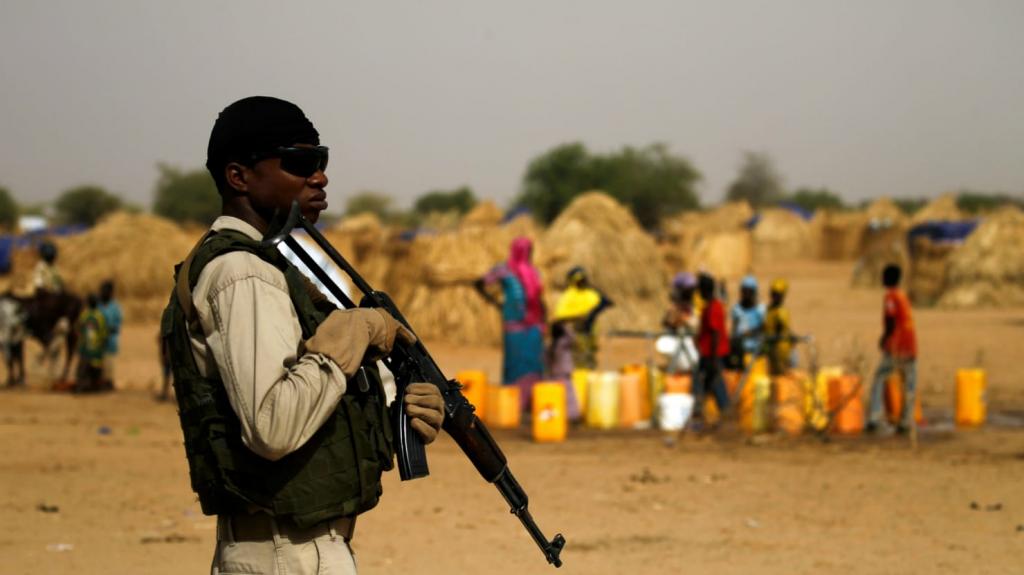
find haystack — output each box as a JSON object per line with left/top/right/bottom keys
{"left": 388, "top": 214, "right": 541, "bottom": 346}
{"left": 324, "top": 212, "right": 389, "bottom": 288}
{"left": 818, "top": 211, "right": 867, "bottom": 260}
{"left": 542, "top": 192, "right": 668, "bottom": 334}
{"left": 850, "top": 212, "right": 909, "bottom": 289}
{"left": 939, "top": 206, "right": 1024, "bottom": 308}
{"left": 56, "top": 212, "right": 198, "bottom": 321}
{"left": 752, "top": 208, "right": 814, "bottom": 261}
{"left": 460, "top": 201, "right": 504, "bottom": 229}
{"left": 864, "top": 198, "right": 908, "bottom": 228}
{"left": 908, "top": 236, "right": 956, "bottom": 305}
{"left": 660, "top": 202, "right": 753, "bottom": 278}
{"left": 911, "top": 193, "right": 964, "bottom": 225}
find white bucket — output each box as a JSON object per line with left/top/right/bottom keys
{"left": 657, "top": 393, "right": 695, "bottom": 431}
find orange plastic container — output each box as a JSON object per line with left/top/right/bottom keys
{"left": 532, "top": 382, "right": 568, "bottom": 442}
{"left": 774, "top": 374, "right": 805, "bottom": 436}
{"left": 621, "top": 364, "right": 652, "bottom": 421}
{"left": 485, "top": 385, "right": 521, "bottom": 429}
{"left": 455, "top": 370, "right": 487, "bottom": 421}
{"left": 571, "top": 369, "right": 590, "bottom": 418}
{"left": 884, "top": 372, "right": 923, "bottom": 425}
{"left": 828, "top": 375, "right": 864, "bottom": 435}
{"left": 665, "top": 374, "right": 692, "bottom": 394}
{"left": 955, "top": 369, "right": 986, "bottom": 427}
{"left": 618, "top": 373, "right": 645, "bottom": 429}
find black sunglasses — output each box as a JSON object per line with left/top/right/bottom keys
{"left": 250, "top": 146, "right": 329, "bottom": 178}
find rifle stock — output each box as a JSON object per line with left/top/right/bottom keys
{"left": 263, "top": 202, "right": 565, "bottom": 568}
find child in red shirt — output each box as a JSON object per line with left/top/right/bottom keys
{"left": 867, "top": 264, "right": 918, "bottom": 433}
{"left": 692, "top": 273, "right": 730, "bottom": 428}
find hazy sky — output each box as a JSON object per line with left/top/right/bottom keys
{"left": 2, "top": 1, "right": 1022, "bottom": 210}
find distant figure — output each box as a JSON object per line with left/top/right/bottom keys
{"left": 0, "top": 296, "right": 27, "bottom": 386}
{"left": 475, "top": 236, "right": 546, "bottom": 405}
{"left": 730, "top": 275, "right": 765, "bottom": 368}
{"left": 32, "top": 241, "right": 65, "bottom": 294}
{"left": 663, "top": 272, "right": 698, "bottom": 335}
{"left": 867, "top": 264, "right": 918, "bottom": 434}
{"left": 693, "top": 272, "right": 730, "bottom": 428}
{"left": 662, "top": 272, "right": 699, "bottom": 375}
{"left": 97, "top": 280, "right": 122, "bottom": 389}
{"left": 73, "top": 294, "right": 108, "bottom": 393}
{"left": 764, "top": 279, "right": 795, "bottom": 377}
{"left": 552, "top": 267, "right": 613, "bottom": 370}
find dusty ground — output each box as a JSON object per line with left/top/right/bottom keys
{"left": 2, "top": 259, "right": 1023, "bottom": 574}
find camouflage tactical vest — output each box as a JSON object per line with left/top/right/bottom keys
{"left": 161, "top": 229, "right": 393, "bottom": 528}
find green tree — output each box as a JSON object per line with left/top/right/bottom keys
{"left": 785, "top": 187, "right": 844, "bottom": 212}
{"left": 152, "top": 164, "right": 221, "bottom": 225}
{"left": 516, "top": 142, "right": 701, "bottom": 228}
{"left": 0, "top": 186, "right": 18, "bottom": 229}
{"left": 516, "top": 142, "right": 595, "bottom": 224}
{"left": 892, "top": 198, "right": 926, "bottom": 215}
{"left": 413, "top": 186, "right": 478, "bottom": 215}
{"left": 55, "top": 185, "right": 122, "bottom": 226}
{"left": 345, "top": 191, "right": 394, "bottom": 219}
{"left": 956, "top": 190, "right": 1024, "bottom": 214}
{"left": 590, "top": 143, "right": 701, "bottom": 228}
{"left": 725, "top": 152, "right": 785, "bottom": 207}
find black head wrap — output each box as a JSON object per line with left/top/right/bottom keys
{"left": 206, "top": 96, "right": 320, "bottom": 190}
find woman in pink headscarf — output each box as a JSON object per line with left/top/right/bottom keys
{"left": 475, "top": 237, "right": 546, "bottom": 402}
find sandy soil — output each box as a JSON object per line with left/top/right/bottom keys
{"left": 2, "top": 259, "right": 1023, "bottom": 574}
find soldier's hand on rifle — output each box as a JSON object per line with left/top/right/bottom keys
{"left": 304, "top": 308, "right": 416, "bottom": 377}
{"left": 404, "top": 382, "right": 444, "bottom": 444}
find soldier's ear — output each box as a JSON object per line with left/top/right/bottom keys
{"left": 224, "top": 162, "right": 250, "bottom": 194}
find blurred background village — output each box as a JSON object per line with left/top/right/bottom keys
{"left": 2, "top": 2, "right": 1023, "bottom": 573}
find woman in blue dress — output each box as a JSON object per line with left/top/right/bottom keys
{"left": 475, "top": 237, "right": 546, "bottom": 409}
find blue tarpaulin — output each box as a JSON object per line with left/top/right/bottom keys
{"left": 907, "top": 220, "right": 979, "bottom": 253}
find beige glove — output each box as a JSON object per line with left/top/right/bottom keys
{"left": 304, "top": 308, "right": 416, "bottom": 377}
{"left": 404, "top": 382, "right": 445, "bottom": 444}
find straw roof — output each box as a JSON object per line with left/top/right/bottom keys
{"left": 541, "top": 191, "right": 668, "bottom": 333}
{"left": 911, "top": 193, "right": 964, "bottom": 225}
{"left": 752, "top": 208, "right": 814, "bottom": 261}
{"left": 939, "top": 206, "right": 1024, "bottom": 308}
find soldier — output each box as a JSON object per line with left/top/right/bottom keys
{"left": 163, "top": 96, "right": 445, "bottom": 574}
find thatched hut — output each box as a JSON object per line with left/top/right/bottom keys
{"left": 817, "top": 211, "right": 868, "bottom": 260}
{"left": 542, "top": 192, "right": 668, "bottom": 334}
{"left": 939, "top": 206, "right": 1024, "bottom": 308}
{"left": 752, "top": 208, "right": 814, "bottom": 261}
{"left": 660, "top": 201, "right": 753, "bottom": 279}
{"left": 911, "top": 193, "right": 964, "bottom": 225}
{"left": 54, "top": 212, "right": 198, "bottom": 321}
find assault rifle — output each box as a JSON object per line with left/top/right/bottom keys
{"left": 263, "top": 201, "right": 565, "bottom": 568}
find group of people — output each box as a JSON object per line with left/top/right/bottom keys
{"left": 660, "top": 262, "right": 918, "bottom": 435}
{"left": 12, "top": 241, "right": 122, "bottom": 392}
{"left": 474, "top": 239, "right": 612, "bottom": 416}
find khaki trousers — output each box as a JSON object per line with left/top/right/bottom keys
{"left": 212, "top": 514, "right": 357, "bottom": 575}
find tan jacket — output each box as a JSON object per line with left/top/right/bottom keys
{"left": 189, "top": 216, "right": 347, "bottom": 461}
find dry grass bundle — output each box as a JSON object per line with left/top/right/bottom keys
{"left": 939, "top": 206, "right": 1024, "bottom": 308}
{"left": 864, "top": 198, "right": 908, "bottom": 227}
{"left": 460, "top": 201, "right": 503, "bottom": 229}
{"left": 386, "top": 214, "right": 542, "bottom": 346}
{"left": 54, "top": 212, "right": 198, "bottom": 321}
{"left": 660, "top": 202, "right": 753, "bottom": 278}
{"left": 851, "top": 229, "right": 909, "bottom": 289}
{"left": 325, "top": 213, "right": 390, "bottom": 288}
{"left": 541, "top": 191, "right": 668, "bottom": 334}
{"left": 819, "top": 211, "right": 867, "bottom": 260}
{"left": 908, "top": 237, "right": 957, "bottom": 305}
{"left": 911, "top": 193, "right": 964, "bottom": 225}
{"left": 752, "top": 208, "right": 814, "bottom": 261}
